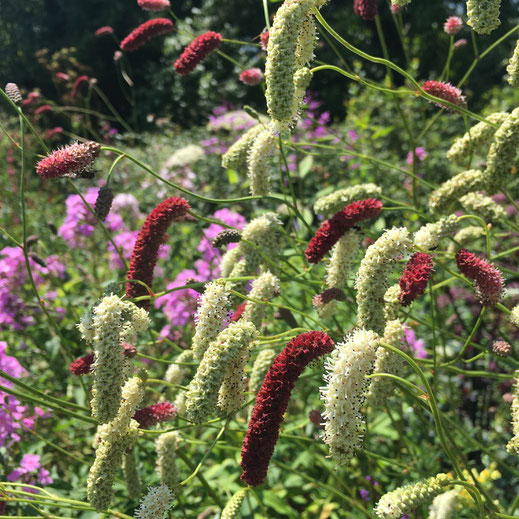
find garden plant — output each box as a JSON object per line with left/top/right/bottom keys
{"left": 2, "top": 0, "right": 519, "bottom": 518}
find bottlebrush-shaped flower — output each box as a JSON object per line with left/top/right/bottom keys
{"left": 428, "top": 169, "right": 486, "bottom": 214}
{"left": 467, "top": 0, "right": 501, "bottom": 34}
{"left": 456, "top": 248, "right": 504, "bottom": 306}
{"left": 212, "top": 229, "right": 242, "bottom": 248}
{"left": 134, "top": 485, "right": 174, "bottom": 519}
{"left": 443, "top": 16, "right": 463, "bottom": 35}
{"left": 355, "top": 227, "right": 410, "bottom": 335}
{"left": 71, "top": 75, "right": 89, "bottom": 98}
{"left": 155, "top": 431, "right": 180, "bottom": 490}
{"left": 398, "top": 252, "right": 434, "bottom": 306}
{"left": 506, "top": 372, "right": 519, "bottom": 454}
{"left": 138, "top": 0, "right": 170, "bottom": 11}
{"left": 186, "top": 321, "right": 257, "bottom": 424}
{"left": 243, "top": 272, "right": 280, "bottom": 328}
{"left": 5, "top": 83, "right": 22, "bottom": 105}
{"left": 353, "top": 0, "right": 378, "bottom": 21}
{"left": 240, "top": 331, "right": 334, "bottom": 486}
{"left": 34, "top": 104, "right": 52, "bottom": 115}
{"left": 78, "top": 296, "right": 149, "bottom": 424}
{"left": 69, "top": 353, "right": 95, "bottom": 375}
{"left": 264, "top": 0, "right": 318, "bottom": 133}
{"left": 507, "top": 39, "right": 519, "bottom": 87}
{"left": 368, "top": 320, "right": 407, "bottom": 408}
{"left": 192, "top": 280, "right": 231, "bottom": 359}
{"left": 221, "top": 124, "right": 263, "bottom": 172}
{"left": 164, "top": 349, "right": 193, "bottom": 387}
{"left": 94, "top": 185, "right": 114, "bottom": 222}
{"left": 120, "top": 18, "right": 174, "bottom": 52}
{"left": 133, "top": 402, "right": 177, "bottom": 428}
{"left": 36, "top": 141, "right": 100, "bottom": 179}
{"left": 422, "top": 80, "right": 466, "bottom": 110}
{"left": 122, "top": 448, "right": 140, "bottom": 496}
{"left": 305, "top": 198, "right": 383, "bottom": 264}
{"left": 95, "top": 26, "right": 114, "bottom": 37}
{"left": 484, "top": 106, "right": 519, "bottom": 193}
{"left": 87, "top": 374, "right": 146, "bottom": 511}
{"left": 240, "top": 68, "right": 264, "bottom": 86}
{"left": 413, "top": 215, "right": 458, "bottom": 251}
{"left": 125, "top": 196, "right": 190, "bottom": 309}
{"left": 247, "top": 128, "right": 275, "bottom": 196}
{"left": 320, "top": 329, "right": 378, "bottom": 465}
{"left": 374, "top": 473, "right": 451, "bottom": 518}
{"left": 221, "top": 489, "right": 248, "bottom": 519}
{"left": 459, "top": 191, "right": 506, "bottom": 222}
{"left": 174, "top": 31, "right": 222, "bottom": 75}
{"left": 314, "top": 183, "right": 382, "bottom": 216}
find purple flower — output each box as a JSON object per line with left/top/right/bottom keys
{"left": 58, "top": 187, "right": 125, "bottom": 247}
{"left": 7, "top": 454, "right": 53, "bottom": 488}
{"left": 406, "top": 147, "right": 428, "bottom": 165}
{"left": 0, "top": 342, "right": 50, "bottom": 446}
{"left": 404, "top": 327, "right": 427, "bottom": 359}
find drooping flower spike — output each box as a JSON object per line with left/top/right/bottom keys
{"left": 126, "top": 196, "right": 190, "bottom": 309}
{"left": 507, "top": 39, "right": 519, "bottom": 87}
{"left": 321, "top": 329, "right": 378, "bottom": 465}
{"left": 120, "top": 18, "right": 174, "bottom": 52}
{"left": 398, "top": 252, "right": 434, "bottom": 306}
{"left": 305, "top": 198, "right": 383, "bottom": 264}
{"left": 36, "top": 141, "right": 100, "bottom": 179}
{"left": 240, "top": 331, "right": 334, "bottom": 486}
{"left": 174, "top": 31, "right": 222, "bottom": 75}
{"left": 155, "top": 431, "right": 181, "bottom": 490}
{"left": 374, "top": 473, "right": 451, "bottom": 518}
{"left": 466, "top": 0, "right": 501, "bottom": 34}
{"left": 355, "top": 227, "right": 411, "bottom": 334}
{"left": 456, "top": 248, "right": 504, "bottom": 306}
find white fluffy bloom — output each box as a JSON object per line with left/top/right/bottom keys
{"left": 134, "top": 485, "right": 174, "bottom": 519}
{"left": 368, "top": 320, "right": 407, "bottom": 407}
{"left": 355, "top": 227, "right": 410, "bottom": 335}
{"left": 243, "top": 271, "right": 280, "bottom": 328}
{"left": 164, "top": 144, "right": 205, "bottom": 169}
{"left": 192, "top": 281, "right": 231, "bottom": 360}
{"left": 413, "top": 215, "right": 458, "bottom": 251}
{"left": 428, "top": 490, "right": 458, "bottom": 519}
{"left": 506, "top": 371, "right": 519, "bottom": 454}
{"left": 78, "top": 294, "right": 150, "bottom": 424}
{"left": 156, "top": 431, "right": 181, "bottom": 490}
{"left": 320, "top": 329, "right": 379, "bottom": 465}
{"left": 314, "top": 183, "right": 382, "bottom": 216}
{"left": 247, "top": 128, "right": 276, "bottom": 196}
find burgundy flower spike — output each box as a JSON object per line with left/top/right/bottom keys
{"left": 174, "top": 31, "right": 222, "bottom": 75}
{"left": 120, "top": 18, "right": 174, "bottom": 52}
{"left": 133, "top": 402, "right": 177, "bottom": 428}
{"left": 126, "top": 196, "right": 191, "bottom": 309}
{"left": 240, "top": 331, "right": 334, "bottom": 486}
{"left": 456, "top": 248, "right": 504, "bottom": 306}
{"left": 399, "top": 252, "right": 434, "bottom": 306}
{"left": 305, "top": 199, "right": 383, "bottom": 264}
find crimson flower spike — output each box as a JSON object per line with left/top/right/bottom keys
{"left": 305, "top": 199, "right": 383, "bottom": 264}
{"left": 399, "top": 252, "right": 434, "bottom": 306}
{"left": 456, "top": 248, "right": 504, "bottom": 306}
{"left": 126, "top": 197, "right": 190, "bottom": 309}
{"left": 240, "top": 331, "right": 334, "bottom": 486}
{"left": 120, "top": 18, "right": 174, "bottom": 52}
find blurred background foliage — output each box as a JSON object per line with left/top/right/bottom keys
{"left": 1, "top": 0, "right": 519, "bottom": 130}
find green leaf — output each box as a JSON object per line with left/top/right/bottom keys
{"left": 298, "top": 155, "right": 313, "bottom": 179}
{"left": 227, "top": 168, "right": 239, "bottom": 185}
